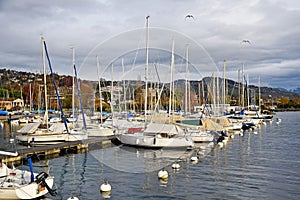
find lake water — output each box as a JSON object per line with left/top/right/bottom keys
{"left": 1, "top": 111, "right": 300, "bottom": 200}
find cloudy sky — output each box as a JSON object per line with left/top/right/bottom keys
{"left": 0, "top": 0, "right": 299, "bottom": 90}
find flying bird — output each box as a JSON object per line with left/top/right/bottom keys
{"left": 185, "top": 14, "right": 194, "bottom": 20}
{"left": 241, "top": 40, "right": 251, "bottom": 44}
{"left": 146, "top": 15, "right": 150, "bottom": 19}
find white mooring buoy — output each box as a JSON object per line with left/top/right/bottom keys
{"left": 67, "top": 196, "right": 79, "bottom": 200}
{"left": 171, "top": 163, "right": 180, "bottom": 170}
{"left": 158, "top": 169, "right": 168, "bottom": 179}
{"left": 191, "top": 156, "right": 198, "bottom": 163}
{"left": 100, "top": 179, "right": 112, "bottom": 192}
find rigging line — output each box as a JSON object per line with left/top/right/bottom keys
{"left": 43, "top": 40, "right": 69, "bottom": 134}
{"left": 128, "top": 20, "right": 148, "bottom": 72}
{"left": 73, "top": 64, "right": 87, "bottom": 130}
{"left": 154, "top": 63, "right": 161, "bottom": 83}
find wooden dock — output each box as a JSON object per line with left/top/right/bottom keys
{"left": 0, "top": 136, "right": 115, "bottom": 166}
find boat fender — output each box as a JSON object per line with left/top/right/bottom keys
{"left": 36, "top": 172, "right": 57, "bottom": 196}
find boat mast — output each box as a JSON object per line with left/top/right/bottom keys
{"left": 238, "top": 69, "right": 240, "bottom": 108}
{"left": 144, "top": 15, "right": 150, "bottom": 125}
{"left": 258, "top": 75, "right": 261, "bottom": 114}
{"left": 96, "top": 55, "right": 103, "bottom": 123}
{"left": 29, "top": 83, "right": 32, "bottom": 112}
{"left": 73, "top": 64, "right": 87, "bottom": 130}
{"left": 247, "top": 74, "right": 250, "bottom": 109}
{"left": 185, "top": 45, "right": 188, "bottom": 115}
{"left": 43, "top": 40, "right": 69, "bottom": 133}
{"left": 111, "top": 63, "right": 114, "bottom": 120}
{"left": 242, "top": 63, "right": 245, "bottom": 110}
{"left": 72, "top": 47, "right": 75, "bottom": 124}
{"left": 169, "top": 39, "right": 175, "bottom": 123}
{"left": 122, "top": 58, "right": 127, "bottom": 114}
{"left": 223, "top": 59, "right": 226, "bottom": 107}
{"left": 41, "top": 37, "right": 48, "bottom": 129}
{"left": 216, "top": 71, "right": 219, "bottom": 116}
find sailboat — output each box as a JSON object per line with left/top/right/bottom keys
{"left": 83, "top": 56, "right": 119, "bottom": 137}
{"left": 16, "top": 37, "right": 87, "bottom": 145}
{"left": 0, "top": 152, "right": 56, "bottom": 199}
{"left": 117, "top": 17, "right": 194, "bottom": 149}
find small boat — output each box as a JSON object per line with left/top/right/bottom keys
{"left": 0, "top": 155, "right": 56, "bottom": 199}
{"left": 185, "top": 129, "right": 216, "bottom": 142}
{"left": 16, "top": 122, "right": 87, "bottom": 145}
{"left": 117, "top": 123, "right": 194, "bottom": 148}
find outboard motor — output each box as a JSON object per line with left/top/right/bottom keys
{"left": 36, "top": 172, "right": 57, "bottom": 196}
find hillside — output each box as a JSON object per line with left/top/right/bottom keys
{"left": 0, "top": 68, "right": 299, "bottom": 111}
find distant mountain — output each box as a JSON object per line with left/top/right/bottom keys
{"left": 276, "top": 87, "right": 288, "bottom": 92}
{"left": 291, "top": 87, "right": 300, "bottom": 94}
{"left": 201, "top": 77, "right": 300, "bottom": 100}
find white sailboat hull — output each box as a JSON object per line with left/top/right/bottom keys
{"left": 186, "top": 130, "right": 215, "bottom": 142}
{"left": 86, "top": 125, "right": 115, "bottom": 137}
{"left": 118, "top": 133, "right": 194, "bottom": 148}
{"left": 16, "top": 132, "right": 87, "bottom": 144}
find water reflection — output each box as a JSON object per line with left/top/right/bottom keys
{"left": 90, "top": 144, "right": 195, "bottom": 173}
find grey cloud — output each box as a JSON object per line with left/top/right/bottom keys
{"left": 0, "top": 0, "right": 299, "bottom": 90}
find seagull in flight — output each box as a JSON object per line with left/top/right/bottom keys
{"left": 241, "top": 40, "right": 251, "bottom": 44}
{"left": 185, "top": 14, "right": 194, "bottom": 20}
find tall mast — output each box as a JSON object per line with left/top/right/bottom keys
{"left": 242, "top": 63, "right": 245, "bottom": 109}
{"left": 188, "top": 79, "right": 191, "bottom": 113}
{"left": 212, "top": 72, "right": 216, "bottom": 111}
{"left": 185, "top": 45, "right": 188, "bottom": 114}
{"left": 247, "top": 74, "right": 250, "bottom": 109}
{"left": 202, "top": 79, "right": 205, "bottom": 106}
{"left": 258, "top": 75, "right": 261, "bottom": 114}
{"left": 29, "top": 83, "right": 32, "bottom": 112}
{"left": 41, "top": 37, "right": 48, "bottom": 128}
{"left": 71, "top": 47, "right": 75, "bottom": 121}
{"left": 110, "top": 63, "right": 114, "bottom": 120}
{"left": 96, "top": 55, "right": 103, "bottom": 123}
{"left": 43, "top": 40, "right": 69, "bottom": 133}
{"left": 223, "top": 59, "right": 226, "bottom": 106}
{"left": 144, "top": 15, "right": 150, "bottom": 124}
{"left": 122, "top": 58, "right": 127, "bottom": 113}
{"left": 216, "top": 72, "right": 219, "bottom": 116}
{"left": 73, "top": 64, "right": 87, "bottom": 130}
{"left": 238, "top": 69, "right": 240, "bottom": 108}
{"left": 169, "top": 39, "right": 175, "bottom": 123}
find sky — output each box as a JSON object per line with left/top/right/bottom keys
{"left": 0, "top": 0, "right": 299, "bottom": 90}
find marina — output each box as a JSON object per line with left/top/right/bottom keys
{"left": 0, "top": 2, "right": 299, "bottom": 199}
{"left": 0, "top": 111, "right": 299, "bottom": 199}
